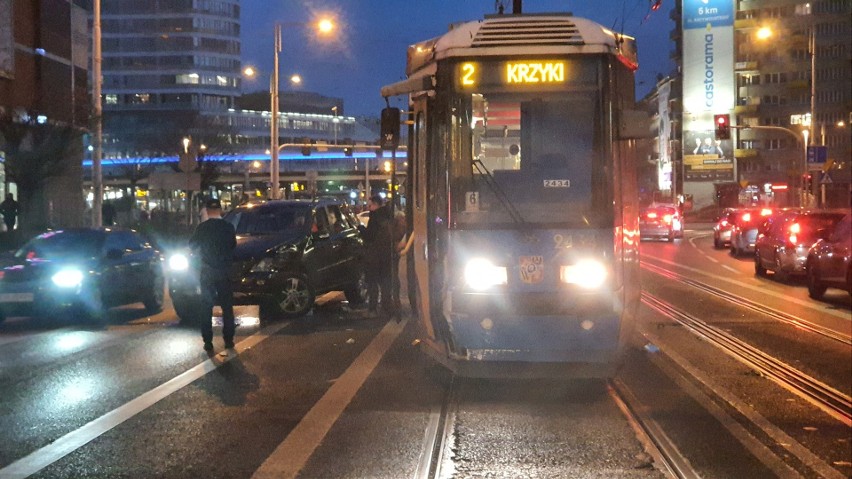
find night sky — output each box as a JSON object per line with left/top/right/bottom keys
{"left": 240, "top": 0, "right": 676, "bottom": 116}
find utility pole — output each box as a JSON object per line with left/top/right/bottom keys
{"left": 270, "top": 23, "right": 281, "bottom": 200}
{"left": 92, "top": 0, "right": 103, "bottom": 226}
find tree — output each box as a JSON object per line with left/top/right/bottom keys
{"left": 0, "top": 112, "right": 84, "bottom": 234}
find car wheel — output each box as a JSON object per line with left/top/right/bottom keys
{"left": 713, "top": 236, "right": 721, "bottom": 249}
{"left": 667, "top": 230, "right": 674, "bottom": 242}
{"left": 806, "top": 262, "right": 827, "bottom": 300}
{"left": 269, "top": 274, "right": 314, "bottom": 319}
{"left": 773, "top": 257, "right": 788, "bottom": 282}
{"left": 143, "top": 275, "right": 165, "bottom": 314}
{"left": 343, "top": 271, "right": 367, "bottom": 306}
{"left": 754, "top": 253, "right": 767, "bottom": 277}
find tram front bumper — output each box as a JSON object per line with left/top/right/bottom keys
{"left": 445, "top": 291, "right": 624, "bottom": 364}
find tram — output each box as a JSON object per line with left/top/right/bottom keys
{"left": 381, "top": 12, "right": 646, "bottom": 377}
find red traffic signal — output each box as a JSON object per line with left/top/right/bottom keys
{"left": 714, "top": 114, "right": 730, "bottom": 140}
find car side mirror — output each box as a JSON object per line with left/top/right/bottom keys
{"left": 105, "top": 248, "right": 124, "bottom": 260}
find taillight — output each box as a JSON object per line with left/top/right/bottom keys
{"left": 741, "top": 213, "right": 751, "bottom": 222}
{"left": 788, "top": 223, "right": 801, "bottom": 245}
{"left": 760, "top": 208, "right": 772, "bottom": 216}
{"left": 720, "top": 220, "right": 729, "bottom": 226}
{"left": 646, "top": 212, "right": 657, "bottom": 219}
{"left": 663, "top": 214, "right": 673, "bottom": 224}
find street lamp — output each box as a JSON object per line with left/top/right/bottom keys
{"left": 268, "top": 17, "right": 336, "bottom": 200}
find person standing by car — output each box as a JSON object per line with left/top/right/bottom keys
{"left": 0, "top": 193, "right": 19, "bottom": 232}
{"left": 363, "top": 195, "right": 394, "bottom": 317}
{"left": 189, "top": 198, "right": 237, "bottom": 352}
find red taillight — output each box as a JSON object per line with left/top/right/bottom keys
{"left": 788, "top": 223, "right": 801, "bottom": 245}
{"left": 720, "top": 220, "right": 729, "bottom": 227}
{"left": 663, "top": 214, "right": 673, "bottom": 224}
{"left": 741, "top": 213, "right": 751, "bottom": 222}
{"left": 646, "top": 211, "right": 657, "bottom": 219}
{"left": 760, "top": 208, "right": 772, "bottom": 216}
{"left": 0, "top": 271, "right": 4, "bottom": 280}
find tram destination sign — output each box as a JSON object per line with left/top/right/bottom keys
{"left": 455, "top": 58, "right": 597, "bottom": 91}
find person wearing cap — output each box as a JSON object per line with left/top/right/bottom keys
{"left": 189, "top": 197, "right": 237, "bottom": 352}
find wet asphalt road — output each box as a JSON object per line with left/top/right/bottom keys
{"left": 0, "top": 226, "right": 849, "bottom": 478}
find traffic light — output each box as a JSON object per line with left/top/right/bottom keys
{"left": 714, "top": 114, "right": 730, "bottom": 140}
{"left": 380, "top": 107, "right": 400, "bottom": 150}
{"left": 301, "top": 137, "right": 311, "bottom": 156}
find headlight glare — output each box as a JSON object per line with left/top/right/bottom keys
{"left": 561, "top": 260, "right": 607, "bottom": 289}
{"left": 168, "top": 254, "right": 189, "bottom": 271}
{"left": 464, "top": 258, "right": 507, "bottom": 291}
{"left": 52, "top": 269, "right": 84, "bottom": 288}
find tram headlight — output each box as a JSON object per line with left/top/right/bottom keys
{"left": 560, "top": 260, "right": 607, "bottom": 289}
{"left": 464, "top": 258, "right": 507, "bottom": 291}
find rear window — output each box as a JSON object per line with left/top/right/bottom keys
{"left": 225, "top": 206, "right": 311, "bottom": 236}
{"left": 795, "top": 214, "right": 846, "bottom": 239}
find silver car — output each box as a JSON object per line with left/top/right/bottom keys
{"left": 729, "top": 207, "right": 774, "bottom": 256}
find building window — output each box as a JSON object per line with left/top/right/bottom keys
{"left": 105, "top": 94, "right": 119, "bottom": 105}
{"left": 128, "top": 93, "right": 152, "bottom": 104}
{"left": 176, "top": 73, "right": 200, "bottom": 84}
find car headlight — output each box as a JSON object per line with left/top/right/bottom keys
{"left": 168, "top": 254, "right": 190, "bottom": 271}
{"left": 464, "top": 258, "right": 507, "bottom": 291}
{"left": 52, "top": 269, "right": 84, "bottom": 288}
{"left": 250, "top": 258, "right": 276, "bottom": 273}
{"left": 560, "top": 259, "right": 607, "bottom": 289}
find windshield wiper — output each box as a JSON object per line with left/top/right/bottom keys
{"left": 472, "top": 159, "right": 525, "bottom": 225}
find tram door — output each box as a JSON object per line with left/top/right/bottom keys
{"left": 408, "top": 97, "right": 440, "bottom": 346}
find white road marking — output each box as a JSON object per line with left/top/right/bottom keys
{"left": 0, "top": 317, "right": 289, "bottom": 479}
{"left": 252, "top": 318, "right": 408, "bottom": 479}
{"left": 721, "top": 264, "right": 739, "bottom": 274}
{"left": 706, "top": 256, "right": 719, "bottom": 263}
{"left": 644, "top": 256, "right": 851, "bottom": 321}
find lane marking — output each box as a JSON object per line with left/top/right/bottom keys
{"left": 721, "top": 264, "right": 739, "bottom": 274}
{"left": 644, "top": 256, "right": 851, "bottom": 321}
{"left": 252, "top": 318, "right": 407, "bottom": 479}
{"left": 0, "top": 320, "right": 290, "bottom": 479}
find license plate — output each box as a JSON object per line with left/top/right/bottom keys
{"left": 0, "top": 292, "right": 34, "bottom": 303}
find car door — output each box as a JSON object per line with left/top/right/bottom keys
{"left": 303, "top": 206, "right": 340, "bottom": 291}
{"left": 100, "top": 232, "right": 134, "bottom": 304}
{"left": 823, "top": 215, "right": 851, "bottom": 283}
{"left": 325, "top": 204, "right": 360, "bottom": 287}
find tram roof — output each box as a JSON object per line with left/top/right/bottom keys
{"left": 381, "top": 13, "right": 637, "bottom": 98}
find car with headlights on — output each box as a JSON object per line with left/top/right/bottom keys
{"left": 168, "top": 199, "right": 365, "bottom": 320}
{"left": 639, "top": 204, "right": 681, "bottom": 242}
{"left": 728, "top": 207, "right": 775, "bottom": 256}
{"left": 754, "top": 209, "right": 847, "bottom": 280}
{"left": 805, "top": 213, "right": 851, "bottom": 299}
{"left": 0, "top": 228, "right": 164, "bottom": 324}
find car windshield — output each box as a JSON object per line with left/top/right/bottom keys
{"left": 14, "top": 230, "right": 105, "bottom": 260}
{"left": 224, "top": 205, "right": 312, "bottom": 236}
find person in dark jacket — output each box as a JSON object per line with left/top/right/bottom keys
{"left": 362, "top": 195, "right": 394, "bottom": 317}
{"left": 0, "top": 193, "right": 18, "bottom": 232}
{"left": 189, "top": 198, "right": 237, "bottom": 352}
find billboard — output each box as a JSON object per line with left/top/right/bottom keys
{"left": 682, "top": 0, "right": 735, "bottom": 182}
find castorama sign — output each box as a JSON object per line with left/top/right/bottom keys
{"left": 683, "top": 0, "right": 735, "bottom": 182}
{"left": 683, "top": 0, "right": 734, "bottom": 115}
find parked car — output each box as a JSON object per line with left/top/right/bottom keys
{"left": 639, "top": 203, "right": 682, "bottom": 242}
{"left": 169, "top": 199, "right": 366, "bottom": 320}
{"left": 712, "top": 208, "right": 739, "bottom": 248}
{"left": 754, "top": 209, "right": 847, "bottom": 280}
{"left": 0, "top": 228, "right": 164, "bottom": 324}
{"left": 806, "top": 213, "right": 852, "bottom": 299}
{"left": 729, "top": 207, "right": 775, "bottom": 256}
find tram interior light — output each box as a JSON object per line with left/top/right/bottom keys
{"left": 464, "top": 258, "right": 507, "bottom": 291}
{"left": 560, "top": 260, "right": 607, "bottom": 289}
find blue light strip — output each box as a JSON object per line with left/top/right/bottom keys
{"left": 83, "top": 151, "right": 407, "bottom": 166}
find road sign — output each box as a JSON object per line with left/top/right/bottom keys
{"left": 820, "top": 171, "right": 832, "bottom": 184}
{"left": 806, "top": 145, "right": 828, "bottom": 166}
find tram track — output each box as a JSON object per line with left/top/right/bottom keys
{"left": 415, "top": 375, "right": 698, "bottom": 479}
{"left": 642, "top": 261, "right": 852, "bottom": 346}
{"left": 642, "top": 291, "right": 852, "bottom": 427}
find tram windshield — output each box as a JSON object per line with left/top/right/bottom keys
{"left": 451, "top": 91, "right": 609, "bottom": 229}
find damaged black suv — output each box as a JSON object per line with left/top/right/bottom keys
{"left": 170, "top": 199, "right": 365, "bottom": 321}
